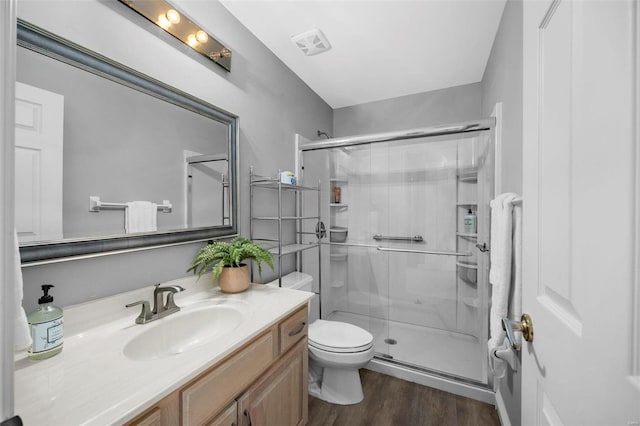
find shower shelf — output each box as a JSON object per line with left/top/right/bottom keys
{"left": 329, "top": 178, "right": 348, "bottom": 183}
{"left": 456, "top": 261, "right": 478, "bottom": 270}
{"left": 456, "top": 232, "right": 478, "bottom": 239}
{"left": 456, "top": 202, "right": 478, "bottom": 207}
{"left": 463, "top": 297, "right": 479, "bottom": 308}
{"left": 330, "top": 203, "right": 348, "bottom": 208}
{"left": 330, "top": 253, "right": 348, "bottom": 262}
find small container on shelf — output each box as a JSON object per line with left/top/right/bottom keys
{"left": 333, "top": 186, "right": 342, "bottom": 203}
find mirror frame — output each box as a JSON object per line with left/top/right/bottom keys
{"left": 17, "top": 19, "right": 239, "bottom": 264}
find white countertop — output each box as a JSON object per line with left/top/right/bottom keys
{"left": 14, "top": 276, "right": 313, "bottom": 425}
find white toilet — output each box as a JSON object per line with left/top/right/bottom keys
{"left": 268, "top": 272, "right": 374, "bottom": 405}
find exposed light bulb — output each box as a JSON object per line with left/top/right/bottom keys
{"left": 187, "top": 34, "right": 199, "bottom": 47}
{"left": 166, "top": 9, "right": 180, "bottom": 24}
{"left": 157, "top": 14, "right": 171, "bottom": 29}
{"left": 209, "top": 52, "right": 221, "bottom": 61}
{"left": 196, "top": 30, "right": 208, "bottom": 43}
{"left": 220, "top": 48, "right": 231, "bottom": 58}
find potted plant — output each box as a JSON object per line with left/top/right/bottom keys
{"left": 188, "top": 237, "right": 274, "bottom": 293}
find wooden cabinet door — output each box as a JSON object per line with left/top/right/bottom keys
{"left": 206, "top": 401, "right": 237, "bottom": 426}
{"left": 238, "top": 338, "right": 308, "bottom": 426}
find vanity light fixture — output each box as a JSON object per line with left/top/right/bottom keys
{"left": 118, "top": 0, "right": 232, "bottom": 71}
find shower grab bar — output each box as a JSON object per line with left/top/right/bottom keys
{"left": 373, "top": 234, "right": 424, "bottom": 243}
{"left": 322, "top": 242, "right": 471, "bottom": 257}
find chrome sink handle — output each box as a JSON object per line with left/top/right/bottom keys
{"left": 125, "top": 300, "right": 153, "bottom": 324}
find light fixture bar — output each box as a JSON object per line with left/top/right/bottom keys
{"left": 118, "top": 0, "right": 232, "bottom": 71}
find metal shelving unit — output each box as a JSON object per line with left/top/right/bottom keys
{"left": 249, "top": 167, "right": 322, "bottom": 289}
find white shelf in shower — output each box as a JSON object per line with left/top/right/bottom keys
{"left": 463, "top": 297, "right": 479, "bottom": 308}
{"left": 330, "top": 203, "right": 348, "bottom": 208}
{"left": 330, "top": 253, "right": 348, "bottom": 262}
{"left": 456, "top": 202, "right": 478, "bottom": 207}
{"left": 456, "top": 260, "right": 478, "bottom": 270}
{"left": 329, "top": 178, "right": 348, "bottom": 183}
{"left": 456, "top": 232, "right": 478, "bottom": 239}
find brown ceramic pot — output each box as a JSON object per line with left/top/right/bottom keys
{"left": 218, "top": 264, "right": 250, "bottom": 293}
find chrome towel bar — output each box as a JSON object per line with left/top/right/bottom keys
{"left": 89, "top": 196, "right": 172, "bottom": 213}
{"left": 373, "top": 234, "right": 424, "bottom": 243}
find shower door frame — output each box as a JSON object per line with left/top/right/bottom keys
{"left": 296, "top": 118, "right": 497, "bottom": 391}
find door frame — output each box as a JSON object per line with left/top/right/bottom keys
{"left": 0, "top": 0, "right": 17, "bottom": 421}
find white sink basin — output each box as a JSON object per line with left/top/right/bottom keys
{"left": 123, "top": 302, "right": 247, "bottom": 361}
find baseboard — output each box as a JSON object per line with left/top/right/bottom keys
{"left": 366, "top": 358, "right": 495, "bottom": 404}
{"left": 495, "top": 388, "right": 512, "bottom": 426}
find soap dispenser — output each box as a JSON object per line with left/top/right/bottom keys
{"left": 464, "top": 209, "right": 477, "bottom": 234}
{"left": 27, "top": 284, "right": 64, "bottom": 360}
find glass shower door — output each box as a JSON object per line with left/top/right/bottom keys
{"left": 301, "top": 130, "right": 492, "bottom": 385}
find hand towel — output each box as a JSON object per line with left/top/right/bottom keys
{"left": 14, "top": 229, "right": 32, "bottom": 351}
{"left": 488, "top": 336, "right": 510, "bottom": 382}
{"left": 510, "top": 202, "right": 523, "bottom": 345}
{"left": 488, "top": 193, "right": 518, "bottom": 349}
{"left": 125, "top": 201, "right": 158, "bottom": 234}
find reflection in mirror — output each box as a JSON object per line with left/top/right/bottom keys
{"left": 16, "top": 20, "right": 238, "bottom": 263}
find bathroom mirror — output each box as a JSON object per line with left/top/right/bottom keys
{"left": 16, "top": 20, "right": 238, "bottom": 263}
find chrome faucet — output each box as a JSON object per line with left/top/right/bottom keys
{"left": 126, "top": 284, "right": 186, "bottom": 324}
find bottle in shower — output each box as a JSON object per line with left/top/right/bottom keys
{"left": 464, "top": 209, "right": 477, "bottom": 234}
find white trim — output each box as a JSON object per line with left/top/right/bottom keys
{"left": 0, "top": 0, "right": 17, "bottom": 420}
{"left": 495, "top": 388, "right": 512, "bottom": 426}
{"left": 491, "top": 102, "right": 503, "bottom": 195}
{"left": 632, "top": 0, "right": 640, "bottom": 381}
{"left": 365, "top": 359, "right": 495, "bottom": 405}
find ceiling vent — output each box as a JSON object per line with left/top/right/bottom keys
{"left": 291, "top": 29, "right": 332, "bottom": 56}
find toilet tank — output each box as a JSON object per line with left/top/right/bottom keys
{"left": 267, "top": 272, "right": 313, "bottom": 292}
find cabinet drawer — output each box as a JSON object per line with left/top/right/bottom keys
{"left": 279, "top": 306, "right": 308, "bottom": 354}
{"left": 181, "top": 329, "right": 276, "bottom": 426}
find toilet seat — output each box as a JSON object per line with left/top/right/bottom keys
{"left": 308, "top": 320, "right": 373, "bottom": 354}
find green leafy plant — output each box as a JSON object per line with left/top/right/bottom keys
{"left": 188, "top": 237, "right": 274, "bottom": 283}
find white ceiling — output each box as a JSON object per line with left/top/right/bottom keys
{"left": 219, "top": 0, "right": 507, "bottom": 109}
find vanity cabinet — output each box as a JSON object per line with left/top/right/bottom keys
{"left": 127, "top": 305, "right": 308, "bottom": 426}
{"left": 238, "top": 339, "right": 308, "bottom": 426}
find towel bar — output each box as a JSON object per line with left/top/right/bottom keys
{"left": 89, "top": 196, "right": 172, "bottom": 213}
{"left": 373, "top": 234, "right": 424, "bottom": 243}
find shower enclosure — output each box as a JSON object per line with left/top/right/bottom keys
{"left": 298, "top": 120, "right": 494, "bottom": 388}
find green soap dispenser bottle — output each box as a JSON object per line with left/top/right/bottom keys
{"left": 27, "top": 284, "right": 64, "bottom": 360}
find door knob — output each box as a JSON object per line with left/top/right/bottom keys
{"left": 501, "top": 313, "right": 534, "bottom": 350}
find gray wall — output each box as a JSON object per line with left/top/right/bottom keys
{"left": 19, "top": 0, "right": 332, "bottom": 313}
{"left": 333, "top": 82, "right": 482, "bottom": 137}
{"left": 482, "top": 0, "right": 524, "bottom": 196}
{"left": 481, "top": 0, "right": 523, "bottom": 424}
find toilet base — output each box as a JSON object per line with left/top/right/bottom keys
{"left": 308, "top": 360, "right": 365, "bottom": 405}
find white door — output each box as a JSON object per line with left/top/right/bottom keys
{"left": 15, "top": 82, "right": 64, "bottom": 242}
{"left": 521, "top": 1, "right": 640, "bottom": 425}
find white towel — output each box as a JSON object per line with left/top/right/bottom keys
{"left": 14, "top": 229, "right": 32, "bottom": 351}
{"left": 488, "top": 193, "right": 519, "bottom": 349}
{"left": 510, "top": 202, "right": 523, "bottom": 345}
{"left": 125, "top": 201, "right": 158, "bottom": 234}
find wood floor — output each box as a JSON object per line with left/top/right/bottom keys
{"left": 308, "top": 370, "right": 500, "bottom": 426}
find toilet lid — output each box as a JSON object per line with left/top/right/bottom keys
{"left": 308, "top": 320, "right": 373, "bottom": 353}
